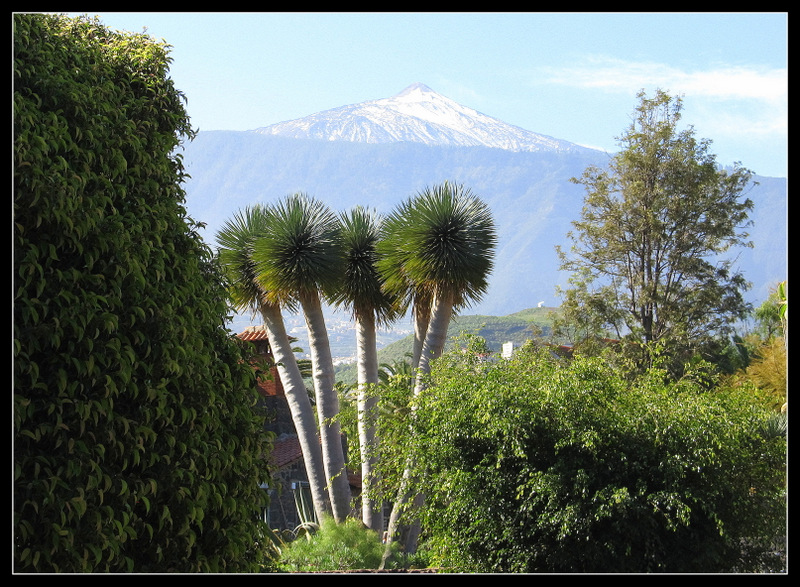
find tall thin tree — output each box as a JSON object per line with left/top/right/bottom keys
{"left": 376, "top": 182, "right": 497, "bottom": 557}
{"left": 215, "top": 205, "right": 332, "bottom": 522}
{"left": 329, "top": 206, "right": 400, "bottom": 531}
{"left": 252, "top": 194, "right": 352, "bottom": 523}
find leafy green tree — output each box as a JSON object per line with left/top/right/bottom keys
{"left": 252, "top": 193, "right": 352, "bottom": 522}
{"left": 216, "top": 205, "right": 332, "bottom": 522}
{"left": 557, "top": 89, "right": 755, "bottom": 375}
{"left": 14, "top": 14, "right": 273, "bottom": 572}
{"left": 754, "top": 283, "right": 788, "bottom": 341}
{"left": 329, "top": 206, "right": 400, "bottom": 531}
{"left": 411, "top": 338, "right": 786, "bottom": 573}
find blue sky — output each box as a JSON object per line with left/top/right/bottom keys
{"left": 67, "top": 11, "right": 787, "bottom": 178}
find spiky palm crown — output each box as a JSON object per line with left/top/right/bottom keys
{"left": 377, "top": 182, "right": 497, "bottom": 309}
{"left": 331, "top": 206, "right": 399, "bottom": 325}
{"left": 215, "top": 204, "right": 274, "bottom": 314}
{"left": 252, "top": 193, "right": 344, "bottom": 304}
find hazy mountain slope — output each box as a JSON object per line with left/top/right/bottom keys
{"left": 334, "top": 306, "right": 562, "bottom": 386}
{"left": 180, "top": 84, "right": 786, "bottom": 320}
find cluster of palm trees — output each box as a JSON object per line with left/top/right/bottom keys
{"left": 215, "top": 181, "right": 497, "bottom": 543}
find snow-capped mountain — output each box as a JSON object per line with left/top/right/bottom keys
{"left": 182, "top": 84, "right": 786, "bottom": 324}
{"left": 252, "top": 82, "right": 591, "bottom": 153}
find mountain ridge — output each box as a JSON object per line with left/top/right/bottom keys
{"left": 251, "top": 83, "right": 598, "bottom": 154}
{"left": 181, "top": 84, "right": 786, "bottom": 321}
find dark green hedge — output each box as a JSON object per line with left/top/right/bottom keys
{"left": 14, "top": 13, "right": 273, "bottom": 572}
{"left": 413, "top": 339, "right": 786, "bottom": 573}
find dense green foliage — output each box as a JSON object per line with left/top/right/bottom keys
{"left": 278, "top": 516, "right": 395, "bottom": 572}
{"left": 14, "top": 14, "right": 274, "bottom": 572}
{"left": 557, "top": 90, "right": 754, "bottom": 376}
{"left": 410, "top": 337, "right": 786, "bottom": 573}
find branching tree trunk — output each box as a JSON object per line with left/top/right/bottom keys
{"left": 331, "top": 206, "right": 399, "bottom": 531}
{"left": 298, "top": 290, "right": 352, "bottom": 522}
{"left": 251, "top": 194, "right": 353, "bottom": 523}
{"left": 355, "top": 313, "right": 382, "bottom": 530}
{"left": 216, "top": 205, "right": 333, "bottom": 522}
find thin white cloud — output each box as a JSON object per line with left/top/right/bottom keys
{"left": 539, "top": 55, "right": 787, "bottom": 150}
{"left": 540, "top": 55, "right": 786, "bottom": 104}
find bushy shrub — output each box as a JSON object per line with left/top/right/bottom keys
{"left": 737, "top": 336, "right": 787, "bottom": 412}
{"left": 411, "top": 339, "right": 786, "bottom": 573}
{"left": 278, "top": 516, "right": 392, "bottom": 572}
{"left": 14, "top": 14, "right": 274, "bottom": 572}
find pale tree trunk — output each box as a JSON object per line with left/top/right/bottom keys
{"left": 260, "top": 301, "right": 331, "bottom": 522}
{"left": 383, "top": 290, "right": 454, "bottom": 562}
{"left": 299, "top": 290, "right": 352, "bottom": 523}
{"left": 382, "top": 295, "right": 430, "bottom": 563}
{"left": 411, "top": 292, "right": 432, "bottom": 375}
{"left": 413, "top": 290, "right": 454, "bottom": 396}
{"left": 356, "top": 311, "right": 383, "bottom": 532}
{"left": 380, "top": 467, "right": 413, "bottom": 569}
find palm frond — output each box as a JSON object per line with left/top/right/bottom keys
{"left": 252, "top": 193, "right": 344, "bottom": 301}
{"left": 376, "top": 181, "right": 497, "bottom": 310}
{"left": 215, "top": 204, "right": 274, "bottom": 314}
{"left": 331, "top": 206, "right": 401, "bottom": 325}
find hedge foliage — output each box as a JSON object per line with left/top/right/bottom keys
{"left": 413, "top": 338, "right": 786, "bottom": 573}
{"left": 14, "top": 13, "right": 274, "bottom": 572}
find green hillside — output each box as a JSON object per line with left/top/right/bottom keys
{"left": 335, "top": 306, "right": 561, "bottom": 386}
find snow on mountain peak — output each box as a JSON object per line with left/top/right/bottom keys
{"left": 252, "top": 84, "right": 590, "bottom": 153}
{"left": 394, "top": 82, "right": 435, "bottom": 97}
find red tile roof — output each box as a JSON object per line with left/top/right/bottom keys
{"left": 238, "top": 325, "right": 271, "bottom": 341}
{"left": 256, "top": 376, "right": 282, "bottom": 397}
{"left": 270, "top": 435, "right": 304, "bottom": 469}
{"left": 268, "top": 436, "right": 362, "bottom": 489}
